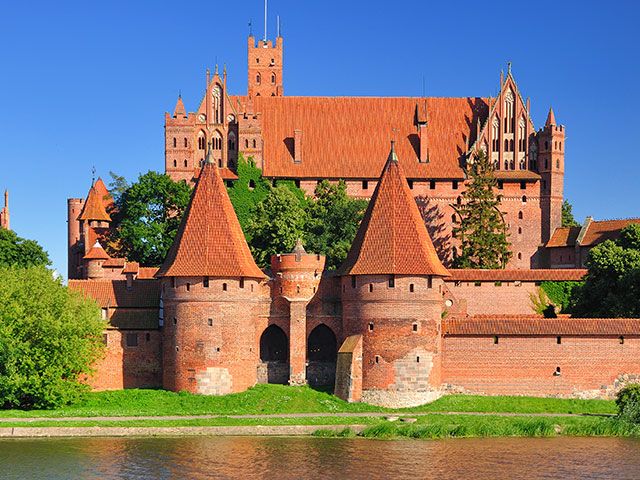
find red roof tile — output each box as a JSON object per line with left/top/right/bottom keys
{"left": 83, "top": 242, "right": 110, "bottom": 260}
{"left": 546, "top": 226, "right": 582, "bottom": 248}
{"left": 581, "top": 219, "right": 640, "bottom": 246}
{"left": 443, "top": 315, "right": 640, "bottom": 336}
{"left": 231, "top": 96, "right": 489, "bottom": 179}
{"left": 337, "top": 143, "right": 449, "bottom": 277}
{"left": 93, "top": 177, "right": 114, "bottom": 211}
{"left": 494, "top": 171, "right": 541, "bottom": 181}
{"left": 78, "top": 184, "right": 111, "bottom": 222}
{"left": 156, "top": 150, "right": 266, "bottom": 278}
{"left": 173, "top": 95, "right": 187, "bottom": 118}
{"left": 68, "top": 279, "right": 161, "bottom": 308}
{"left": 138, "top": 267, "right": 159, "bottom": 279}
{"left": 122, "top": 262, "right": 140, "bottom": 274}
{"left": 193, "top": 167, "right": 238, "bottom": 180}
{"left": 447, "top": 269, "right": 587, "bottom": 282}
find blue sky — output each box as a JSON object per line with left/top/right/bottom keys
{"left": 0, "top": 0, "right": 638, "bottom": 279}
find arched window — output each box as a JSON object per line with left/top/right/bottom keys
{"left": 518, "top": 227, "right": 522, "bottom": 234}
{"left": 183, "top": 160, "right": 187, "bottom": 168}
{"left": 213, "top": 132, "right": 222, "bottom": 150}
{"left": 492, "top": 118, "right": 500, "bottom": 151}
{"left": 218, "top": 159, "right": 222, "bottom": 168}
{"left": 256, "top": 74, "right": 261, "bottom": 84}
{"left": 253, "top": 139, "right": 257, "bottom": 149}
{"left": 228, "top": 132, "right": 236, "bottom": 151}
{"left": 173, "top": 160, "right": 177, "bottom": 168}
{"left": 504, "top": 161, "right": 508, "bottom": 170}
{"left": 518, "top": 211, "right": 523, "bottom": 219}
{"left": 509, "top": 139, "right": 514, "bottom": 151}
{"left": 184, "top": 138, "right": 187, "bottom": 148}
{"left": 504, "top": 139, "right": 509, "bottom": 150}
{"left": 173, "top": 138, "right": 176, "bottom": 148}
{"left": 556, "top": 159, "right": 560, "bottom": 169}
{"left": 198, "top": 131, "right": 206, "bottom": 150}
{"left": 505, "top": 91, "right": 515, "bottom": 133}
{"left": 522, "top": 195, "right": 527, "bottom": 203}
{"left": 271, "top": 73, "right": 276, "bottom": 84}
{"left": 518, "top": 118, "right": 526, "bottom": 150}
{"left": 519, "top": 159, "right": 526, "bottom": 169}
{"left": 510, "top": 160, "right": 515, "bottom": 170}
{"left": 451, "top": 214, "right": 456, "bottom": 223}
{"left": 307, "top": 325, "right": 337, "bottom": 363}
{"left": 245, "top": 139, "right": 249, "bottom": 149}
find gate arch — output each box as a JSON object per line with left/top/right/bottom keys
{"left": 307, "top": 324, "right": 337, "bottom": 386}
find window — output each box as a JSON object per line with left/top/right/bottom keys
{"left": 557, "top": 336, "right": 562, "bottom": 344}
{"left": 522, "top": 195, "right": 527, "bottom": 203}
{"left": 253, "top": 139, "right": 257, "bottom": 148}
{"left": 388, "top": 275, "right": 395, "bottom": 288}
{"left": 245, "top": 139, "right": 249, "bottom": 149}
{"left": 101, "top": 308, "right": 108, "bottom": 320}
{"left": 208, "top": 318, "right": 213, "bottom": 326}
{"left": 295, "top": 180, "right": 301, "bottom": 188}
{"left": 362, "top": 180, "right": 368, "bottom": 190}
{"left": 504, "top": 161, "right": 508, "bottom": 170}
{"left": 413, "top": 324, "right": 418, "bottom": 332}
{"left": 173, "top": 160, "right": 177, "bottom": 168}
{"left": 256, "top": 74, "right": 261, "bottom": 84}
{"left": 556, "top": 159, "right": 560, "bottom": 169}
{"left": 171, "top": 277, "right": 175, "bottom": 288}
{"left": 223, "top": 282, "right": 227, "bottom": 291}
{"left": 184, "top": 138, "right": 187, "bottom": 147}
{"left": 518, "top": 211, "right": 523, "bottom": 219}
{"left": 494, "top": 336, "right": 499, "bottom": 344}
{"left": 430, "top": 180, "right": 436, "bottom": 190}
{"left": 173, "top": 138, "right": 176, "bottom": 147}
{"left": 239, "top": 277, "right": 245, "bottom": 289}
{"left": 351, "top": 276, "right": 356, "bottom": 288}
{"left": 498, "top": 181, "right": 503, "bottom": 190}
{"left": 203, "top": 277, "right": 209, "bottom": 288}
{"left": 518, "top": 253, "right": 522, "bottom": 260}
{"left": 518, "top": 227, "right": 522, "bottom": 234}
{"left": 554, "top": 366, "right": 561, "bottom": 376}
{"left": 416, "top": 356, "right": 420, "bottom": 363}
{"left": 520, "top": 181, "right": 526, "bottom": 190}
{"left": 492, "top": 118, "right": 500, "bottom": 150}
{"left": 451, "top": 214, "right": 456, "bottom": 223}
{"left": 146, "top": 333, "right": 150, "bottom": 342}
{"left": 271, "top": 73, "right": 276, "bottom": 84}
{"left": 186, "top": 282, "right": 190, "bottom": 292}
{"left": 184, "top": 160, "right": 187, "bottom": 167}
{"left": 368, "top": 322, "right": 373, "bottom": 332}
{"left": 126, "top": 333, "right": 138, "bottom": 347}
{"left": 620, "top": 336, "right": 625, "bottom": 345}
{"left": 369, "top": 284, "right": 373, "bottom": 293}
{"left": 409, "top": 284, "right": 414, "bottom": 293}
{"left": 428, "top": 276, "right": 433, "bottom": 289}
{"left": 452, "top": 181, "right": 458, "bottom": 190}
{"left": 375, "top": 355, "right": 379, "bottom": 364}
{"left": 457, "top": 196, "right": 462, "bottom": 206}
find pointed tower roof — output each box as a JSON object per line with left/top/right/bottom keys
{"left": 84, "top": 241, "right": 110, "bottom": 260}
{"left": 545, "top": 107, "right": 556, "bottom": 126}
{"left": 156, "top": 145, "right": 266, "bottom": 278}
{"left": 173, "top": 94, "right": 187, "bottom": 118}
{"left": 337, "top": 141, "right": 449, "bottom": 277}
{"left": 78, "top": 183, "right": 111, "bottom": 222}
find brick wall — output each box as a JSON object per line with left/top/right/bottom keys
{"left": 442, "top": 335, "right": 640, "bottom": 397}
{"left": 446, "top": 280, "right": 539, "bottom": 316}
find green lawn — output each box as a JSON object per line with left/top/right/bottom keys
{"left": 0, "top": 384, "right": 616, "bottom": 418}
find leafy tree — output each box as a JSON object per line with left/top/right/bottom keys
{"left": 107, "top": 171, "right": 129, "bottom": 203}
{"left": 0, "top": 266, "right": 104, "bottom": 408}
{"left": 305, "top": 180, "right": 368, "bottom": 269}
{"left": 108, "top": 171, "right": 192, "bottom": 266}
{"left": 246, "top": 184, "right": 307, "bottom": 268}
{"left": 227, "top": 155, "right": 272, "bottom": 236}
{"left": 0, "top": 228, "right": 50, "bottom": 268}
{"left": 562, "top": 199, "right": 580, "bottom": 227}
{"left": 569, "top": 224, "right": 640, "bottom": 317}
{"left": 540, "top": 281, "right": 582, "bottom": 313}
{"left": 616, "top": 383, "right": 640, "bottom": 424}
{"left": 452, "top": 151, "right": 512, "bottom": 269}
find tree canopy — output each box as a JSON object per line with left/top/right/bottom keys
{"left": 0, "top": 228, "right": 50, "bottom": 268}
{"left": 452, "top": 151, "right": 512, "bottom": 269}
{"left": 0, "top": 266, "right": 104, "bottom": 408}
{"left": 108, "top": 171, "right": 192, "bottom": 267}
{"left": 562, "top": 199, "right": 580, "bottom": 227}
{"left": 569, "top": 223, "right": 640, "bottom": 317}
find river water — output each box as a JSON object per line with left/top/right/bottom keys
{"left": 1, "top": 436, "right": 639, "bottom": 479}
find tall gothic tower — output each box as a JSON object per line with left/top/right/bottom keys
{"left": 538, "top": 108, "right": 565, "bottom": 244}
{"left": 247, "top": 34, "right": 283, "bottom": 97}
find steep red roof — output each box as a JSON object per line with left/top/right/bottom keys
{"left": 173, "top": 95, "right": 187, "bottom": 118}
{"left": 447, "top": 269, "right": 587, "bottom": 282}
{"left": 156, "top": 149, "right": 266, "bottom": 278}
{"left": 337, "top": 143, "right": 449, "bottom": 277}
{"left": 83, "top": 241, "right": 110, "bottom": 260}
{"left": 443, "top": 315, "right": 640, "bottom": 336}
{"left": 231, "top": 96, "right": 489, "bottom": 179}
{"left": 93, "top": 177, "right": 114, "bottom": 211}
{"left": 78, "top": 183, "right": 111, "bottom": 222}
{"left": 68, "top": 279, "right": 161, "bottom": 308}
{"left": 546, "top": 226, "right": 581, "bottom": 248}
{"left": 545, "top": 107, "right": 556, "bottom": 126}
{"left": 582, "top": 219, "right": 640, "bottom": 246}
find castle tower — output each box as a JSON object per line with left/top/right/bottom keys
{"left": 83, "top": 241, "right": 110, "bottom": 279}
{"left": 538, "top": 107, "right": 565, "bottom": 244}
{"left": 270, "top": 239, "right": 325, "bottom": 385}
{"left": 247, "top": 33, "right": 283, "bottom": 97}
{"left": 0, "top": 189, "right": 9, "bottom": 230}
{"left": 156, "top": 144, "right": 268, "bottom": 395}
{"left": 336, "top": 141, "right": 450, "bottom": 407}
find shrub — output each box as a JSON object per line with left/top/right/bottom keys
{"left": 616, "top": 383, "right": 640, "bottom": 423}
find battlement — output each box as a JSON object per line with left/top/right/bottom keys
{"left": 248, "top": 36, "right": 282, "bottom": 50}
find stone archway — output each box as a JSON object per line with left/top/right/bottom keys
{"left": 258, "top": 325, "right": 289, "bottom": 384}
{"left": 306, "top": 324, "right": 337, "bottom": 387}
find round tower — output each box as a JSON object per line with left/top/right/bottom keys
{"left": 83, "top": 241, "right": 110, "bottom": 279}
{"left": 270, "top": 239, "right": 325, "bottom": 386}
{"left": 336, "top": 142, "right": 450, "bottom": 407}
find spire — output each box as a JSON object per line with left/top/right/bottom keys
{"left": 337, "top": 143, "right": 449, "bottom": 277}
{"left": 291, "top": 238, "right": 306, "bottom": 255}
{"left": 156, "top": 145, "right": 266, "bottom": 279}
{"left": 545, "top": 107, "right": 556, "bottom": 126}
{"left": 205, "top": 142, "right": 215, "bottom": 165}
{"left": 4, "top": 189, "right": 7, "bottom": 209}
{"left": 78, "top": 183, "right": 111, "bottom": 222}
{"left": 173, "top": 94, "right": 187, "bottom": 118}
{"left": 387, "top": 140, "right": 398, "bottom": 164}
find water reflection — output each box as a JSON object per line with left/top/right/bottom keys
{"left": 1, "top": 436, "right": 640, "bottom": 479}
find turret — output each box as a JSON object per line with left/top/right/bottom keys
{"left": 83, "top": 241, "right": 110, "bottom": 279}
{"left": 336, "top": 141, "right": 449, "bottom": 407}
{"left": 0, "top": 189, "right": 9, "bottom": 230}
{"left": 538, "top": 107, "right": 565, "bottom": 244}
{"left": 271, "top": 239, "right": 325, "bottom": 385}
{"left": 156, "top": 144, "right": 268, "bottom": 395}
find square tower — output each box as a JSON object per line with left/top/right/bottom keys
{"left": 248, "top": 35, "right": 283, "bottom": 97}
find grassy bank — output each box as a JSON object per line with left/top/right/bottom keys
{"left": 314, "top": 415, "right": 640, "bottom": 440}
{"left": 0, "top": 385, "right": 616, "bottom": 418}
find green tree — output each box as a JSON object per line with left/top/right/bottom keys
{"left": 0, "top": 266, "right": 105, "bottom": 408}
{"left": 0, "top": 228, "right": 50, "bottom": 268}
{"left": 452, "top": 151, "right": 512, "bottom": 269}
{"left": 108, "top": 171, "right": 192, "bottom": 266}
{"left": 305, "top": 180, "right": 368, "bottom": 269}
{"left": 569, "top": 224, "right": 640, "bottom": 317}
{"left": 227, "top": 155, "right": 272, "bottom": 236}
{"left": 246, "top": 184, "right": 307, "bottom": 268}
{"left": 562, "top": 199, "right": 580, "bottom": 227}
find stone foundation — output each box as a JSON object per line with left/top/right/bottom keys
{"left": 361, "top": 388, "right": 443, "bottom": 408}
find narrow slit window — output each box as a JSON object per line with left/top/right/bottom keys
{"left": 369, "top": 284, "right": 373, "bottom": 293}
{"left": 409, "top": 284, "right": 415, "bottom": 293}
{"left": 203, "top": 277, "right": 209, "bottom": 288}
{"left": 388, "top": 275, "right": 395, "bottom": 288}
{"left": 368, "top": 322, "right": 373, "bottom": 332}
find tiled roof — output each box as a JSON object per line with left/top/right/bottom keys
{"left": 173, "top": 95, "right": 187, "bottom": 118}
{"left": 83, "top": 242, "right": 110, "bottom": 260}
{"left": 68, "top": 279, "right": 161, "bottom": 308}
{"left": 122, "top": 262, "right": 140, "bottom": 274}
{"left": 447, "top": 269, "right": 587, "bottom": 282}
{"left": 78, "top": 184, "right": 111, "bottom": 222}
{"left": 231, "top": 96, "right": 489, "bottom": 179}
{"left": 93, "top": 178, "right": 114, "bottom": 211}
{"left": 443, "top": 315, "right": 640, "bottom": 336}
{"left": 193, "top": 167, "right": 238, "bottom": 180}
{"left": 337, "top": 143, "right": 450, "bottom": 277}
{"left": 156, "top": 154, "right": 266, "bottom": 278}
{"left": 103, "top": 257, "right": 126, "bottom": 268}
{"left": 494, "top": 171, "right": 541, "bottom": 181}
{"left": 582, "top": 219, "right": 640, "bottom": 246}
{"left": 138, "top": 267, "right": 159, "bottom": 279}
{"left": 546, "top": 226, "right": 581, "bottom": 248}
{"left": 546, "top": 107, "right": 556, "bottom": 126}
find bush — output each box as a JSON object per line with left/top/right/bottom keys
{"left": 0, "top": 266, "right": 105, "bottom": 409}
{"left": 616, "top": 383, "right": 640, "bottom": 423}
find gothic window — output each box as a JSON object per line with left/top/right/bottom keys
{"left": 173, "top": 138, "right": 176, "bottom": 148}
{"left": 510, "top": 160, "right": 515, "bottom": 170}
{"left": 198, "top": 131, "right": 206, "bottom": 150}
{"left": 492, "top": 118, "right": 500, "bottom": 150}
{"left": 184, "top": 160, "right": 187, "bottom": 168}
{"left": 504, "top": 139, "right": 509, "bottom": 150}
{"left": 519, "top": 159, "right": 526, "bottom": 169}
{"left": 522, "top": 195, "right": 527, "bottom": 203}
{"left": 173, "top": 160, "right": 176, "bottom": 168}
{"left": 518, "top": 118, "right": 526, "bottom": 150}
{"left": 556, "top": 159, "right": 560, "bottom": 169}
{"left": 184, "top": 138, "right": 187, "bottom": 148}
{"left": 505, "top": 91, "right": 514, "bottom": 133}
{"left": 509, "top": 139, "right": 514, "bottom": 151}
{"left": 245, "top": 139, "right": 249, "bottom": 149}
{"left": 256, "top": 74, "right": 261, "bottom": 84}
{"left": 529, "top": 143, "right": 538, "bottom": 170}
{"left": 228, "top": 132, "right": 236, "bottom": 151}
{"left": 212, "top": 132, "right": 222, "bottom": 150}
{"left": 504, "top": 161, "right": 508, "bottom": 170}
{"left": 253, "top": 139, "right": 257, "bottom": 149}
{"left": 211, "top": 85, "right": 222, "bottom": 123}
{"left": 518, "top": 211, "right": 523, "bottom": 219}
{"left": 271, "top": 73, "right": 276, "bottom": 84}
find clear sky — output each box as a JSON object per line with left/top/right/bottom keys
{"left": 1, "top": 0, "right": 638, "bottom": 279}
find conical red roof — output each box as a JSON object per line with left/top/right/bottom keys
{"left": 545, "top": 107, "right": 556, "bottom": 126}
{"left": 156, "top": 148, "right": 266, "bottom": 278}
{"left": 173, "top": 95, "right": 187, "bottom": 118}
{"left": 78, "top": 183, "right": 111, "bottom": 222}
{"left": 337, "top": 142, "right": 449, "bottom": 277}
{"left": 84, "top": 241, "right": 110, "bottom": 260}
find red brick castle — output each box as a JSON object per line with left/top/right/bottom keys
{"left": 66, "top": 31, "right": 640, "bottom": 407}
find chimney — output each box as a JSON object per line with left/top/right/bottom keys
{"left": 126, "top": 273, "right": 133, "bottom": 290}
{"left": 294, "top": 129, "right": 302, "bottom": 164}
{"left": 419, "top": 124, "right": 428, "bottom": 163}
